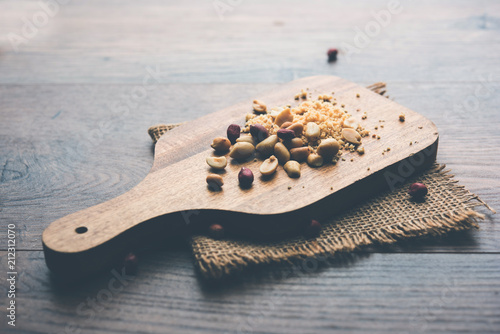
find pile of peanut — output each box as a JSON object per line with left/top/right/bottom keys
{"left": 206, "top": 93, "right": 369, "bottom": 190}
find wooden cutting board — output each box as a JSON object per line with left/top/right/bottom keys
{"left": 42, "top": 75, "right": 438, "bottom": 277}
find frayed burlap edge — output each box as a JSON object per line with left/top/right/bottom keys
{"left": 190, "top": 164, "right": 494, "bottom": 279}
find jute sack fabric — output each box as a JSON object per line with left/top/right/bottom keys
{"left": 148, "top": 84, "right": 494, "bottom": 279}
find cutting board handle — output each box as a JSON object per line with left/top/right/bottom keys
{"left": 42, "top": 177, "right": 190, "bottom": 278}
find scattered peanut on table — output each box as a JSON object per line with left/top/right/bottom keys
{"left": 284, "top": 160, "right": 301, "bottom": 178}
{"left": 260, "top": 155, "right": 279, "bottom": 176}
{"left": 206, "top": 156, "right": 227, "bottom": 170}
{"left": 206, "top": 174, "right": 224, "bottom": 191}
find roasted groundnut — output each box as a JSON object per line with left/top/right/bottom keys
{"left": 284, "top": 160, "right": 301, "bottom": 178}
{"left": 253, "top": 99, "right": 267, "bottom": 113}
{"left": 408, "top": 182, "right": 428, "bottom": 199}
{"left": 229, "top": 142, "right": 255, "bottom": 160}
{"left": 286, "top": 138, "right": 304, "bottom": 149}
{"left": 211, "top": 137, "right": 231, "bottom": 152}
{"left": 277, "top": 128, "right": 295, "bottom": 141}
{"left": 342, "top": 128, "right": 362, "bottom": 145}
{"left": 206, "top": 174, "right": 224, "bottom": 190}
{"left": 280, "top": 121, "right": 293, "bottom": 129}
{"left": 290, "top": 147, "right": 310, "bottom": 162}
{"left": 307, "top": 153, "right": 324, "bottom": 167}
{"left": 206, "top": 156, "right": 227, "bottom": 170}
{"left": 317, "top": 138, "right": 340, "bottom": 159}
{"left": 256, "top": 134, "right": 278, "bottom": 158}
{"left": 274, "top": 142, "right": 290, "bottom": 164}
{"left": 305, "top": 122, "right": 320, "bottom": 140}
{"left": 304, "top": 219, "right": 322, "bottom": 237}
{"left": 227, "top": 124, "right": 241, "bottom": 144}
{"left": 238, "top": 167, "right": 254, "bottom": 188}
{"left": 287, "top": 123, "right": 304, "bottom": 137}
{"left": 260, "top": 155, "right": 279, "bottom": 176}
{"left": 343, "top": 117, "right": 359, "bottom": 129}
{"left": 236, "top": 135, "right": 256, "bottom": 145}
{"left": 208, "top": 224, "right": 224, "bottom": 239}
{"left": 274, "top": 108, "right": 293, "bottom": 127}
{"left": 249, "top": 124, "right": 269, "bottom": 142}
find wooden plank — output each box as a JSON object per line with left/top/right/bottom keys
{"left": 0, "top": 0, "right": 499, "bottom": 84}
{"left": 0, "top": 0, "right": 498, "bottom": 333}
{"left": 0, "top": 82, "right": 498, "bottom": 251}
{"left": 1, "top": 251, "right": 499, "bottom": 333}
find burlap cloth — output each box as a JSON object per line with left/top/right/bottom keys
{"left": 148, "top": 83, "right": 495, "bottom": 279}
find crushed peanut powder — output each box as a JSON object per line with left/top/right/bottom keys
{"left": 243, "top": 97, "right": 369, "bottom": 150}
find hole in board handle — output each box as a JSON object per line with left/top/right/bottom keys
{"left": 75, "top": 226, "right": 88, "bottom": 234}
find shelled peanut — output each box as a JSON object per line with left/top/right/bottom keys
{"left": 205, "top": 92, "right": 373, "bottom": 191}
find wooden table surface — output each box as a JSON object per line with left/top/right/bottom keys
{"left": 1, "top": 0, "right": 499, "bottom": 333}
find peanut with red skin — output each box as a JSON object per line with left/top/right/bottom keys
{"left": 123, "top": 253, "right": 138, "bottom": 275}
{"left": 408, "top": 182, "right": 428, "bottom": 199}
{"left": 238, "top": 167, "right": 254, "bottom": 188}
{"left": 250, "top": 124, "right": 268, "bottom": 142}
{"left": 304, "top": 219, "right": 322, "bottom": 237}
{"left": 277, "top": 128, "right": 295, "bottom": 141}
{"left": 327, "top": 48, "right": 338, "bottom": 62}
{"left": 209, "top": 224, "right": 224, "bottom": 239}
{"left": 227, "top": 124, "right": 241, "bottom": 144}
